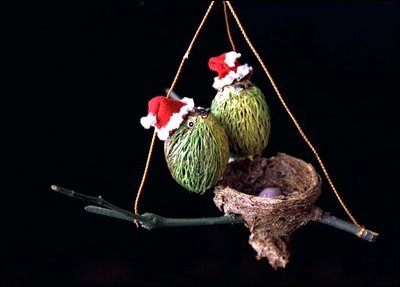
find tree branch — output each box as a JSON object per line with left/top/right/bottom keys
{"left": 52, "top": 185, "right": 243, "bottom": 230}
{"left": 318, "top": 212, "right": 378, "bottom": 242}
{"left": 51, "top": 185, "right": 378, "bottom": 241}
{"left": 84, "top": 205, "right": 244, "bottom": 230}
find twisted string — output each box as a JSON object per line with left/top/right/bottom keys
{"left": 225, "top": 1, "right": 371, "bottom": 234}
{"left": 223, "top": 1, "right": 236, "bottom": 51}
{"left": 133, "top": 2, "right": 216, "bottom": 225}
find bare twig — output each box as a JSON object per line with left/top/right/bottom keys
{"left": 84, "top": 206, "right": 134, "bottom": 222}
{"left": 51, "top": 185, "right": 378, "bottom": 241}
{"left": 318, "top": 212, "right": 378, "bottom": 242}
{"left": 52, "top": 185, "right": 243, "bottom": 230}
{"left": 51, "top": 185, "right": 134, "bottom": 219}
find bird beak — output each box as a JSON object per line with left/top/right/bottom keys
{"left": 196, "top": 107, "right": 210, "bottom": 118}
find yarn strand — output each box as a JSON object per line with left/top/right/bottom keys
{"left": 225, "top": 1, "right": 375, "bottom": 235}
{"left": 133, "top": 1, "right": 216, "bottom": 225}
{"left": 223, "top": 1, "right": 236, "bottom": 52}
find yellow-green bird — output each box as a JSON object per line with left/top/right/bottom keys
{"left": 141, "top": 95, "right": 229, "bottom": 194}
{"left": 209, "top": 51, "right": 271, "bottom": 159}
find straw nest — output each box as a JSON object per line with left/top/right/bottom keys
{"left": 213, "top": 153, "right": 323, "bottom": 269}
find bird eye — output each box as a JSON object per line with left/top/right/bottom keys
{"left": 187, "top": 119, "right": 195, "bottom": 128}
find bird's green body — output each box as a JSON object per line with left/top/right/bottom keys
{"left": 211, "top": 80, "right": 271, "bottom": 158}
{"left": 164, "top": 108, "right": 229, "bottom": 194}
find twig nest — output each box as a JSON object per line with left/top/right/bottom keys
{"left": 213, "top": 153, "right": 323, "bottom": 269}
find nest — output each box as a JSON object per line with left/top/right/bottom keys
{"left": 213, "top": 153, "right": 323, "bottom": 269}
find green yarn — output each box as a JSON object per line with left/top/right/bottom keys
{"left": 164, "top": 108, "right": 229, "bottom": 194}
{"left": 211, "top": 80, "right": 271, "bottom": 158}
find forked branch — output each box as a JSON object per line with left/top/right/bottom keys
{"left": 51, "top": 185, "right": 378, "bottom": 242}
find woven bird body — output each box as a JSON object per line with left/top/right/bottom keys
{"left": 211, "top": 79, "right": 271, "bottom": 158}
{"left": 164, "top": 108, "right": 229, "bottom": 194}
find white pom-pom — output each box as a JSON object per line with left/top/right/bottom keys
{"left": 180, "top": 97, "right": 195, "bottom": 109}
{"left": 140, "top": 113, "right": 156, "bottom": 129}
{"left": 224, "top": 51, "right": 241, "bottom": 67}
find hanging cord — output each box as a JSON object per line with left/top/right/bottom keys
{"left": 133, "top": 1, "right": 216, "bottom": 226}
{"left": 223, "top": 1, "right": 236, "bottom": 51}
{"left": 225, "top": 1, "right": 373, "bottom": 235}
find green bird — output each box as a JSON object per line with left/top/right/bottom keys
{"left": 208, "top": 51, "right": 271, "bottom": 159}
{"left": 141, "top": 95, "right": 229, "bottom": 194}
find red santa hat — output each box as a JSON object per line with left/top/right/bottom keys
{"left": 140, "top": 95, "right": 195, "bottom": 141}
{"left": 208, "top": 51, "right": 253, "bottom": 90}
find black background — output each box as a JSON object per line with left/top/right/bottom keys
{"left": 1, "top": 1, "right": 398, "bottom": 286}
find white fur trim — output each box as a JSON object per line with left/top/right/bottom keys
{"left": 225, "top": 51, "right": 241, "bottom": 67}
{"left": 157, "top": 129, "right": 170, "bottom": 141}
{"left": 154, "top": 97, "right": 195, "bottom": 141}
{"left": 212, "top": 64, "right": 253, "bottom": 90}
{"left": 212, "top": 71, "right": 237, "bottom": 90}
{"left": 140, "top": 113, "right": 157, "bottom": 129}
{"left": 236, "top": 64, "right": 253, "bottom": 81}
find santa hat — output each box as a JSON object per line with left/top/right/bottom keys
{"left": 208, "top": 51, "right": 253, "bottom": 90}
{"left": 140, "top": 95, "right": 195, "bottom": 141}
